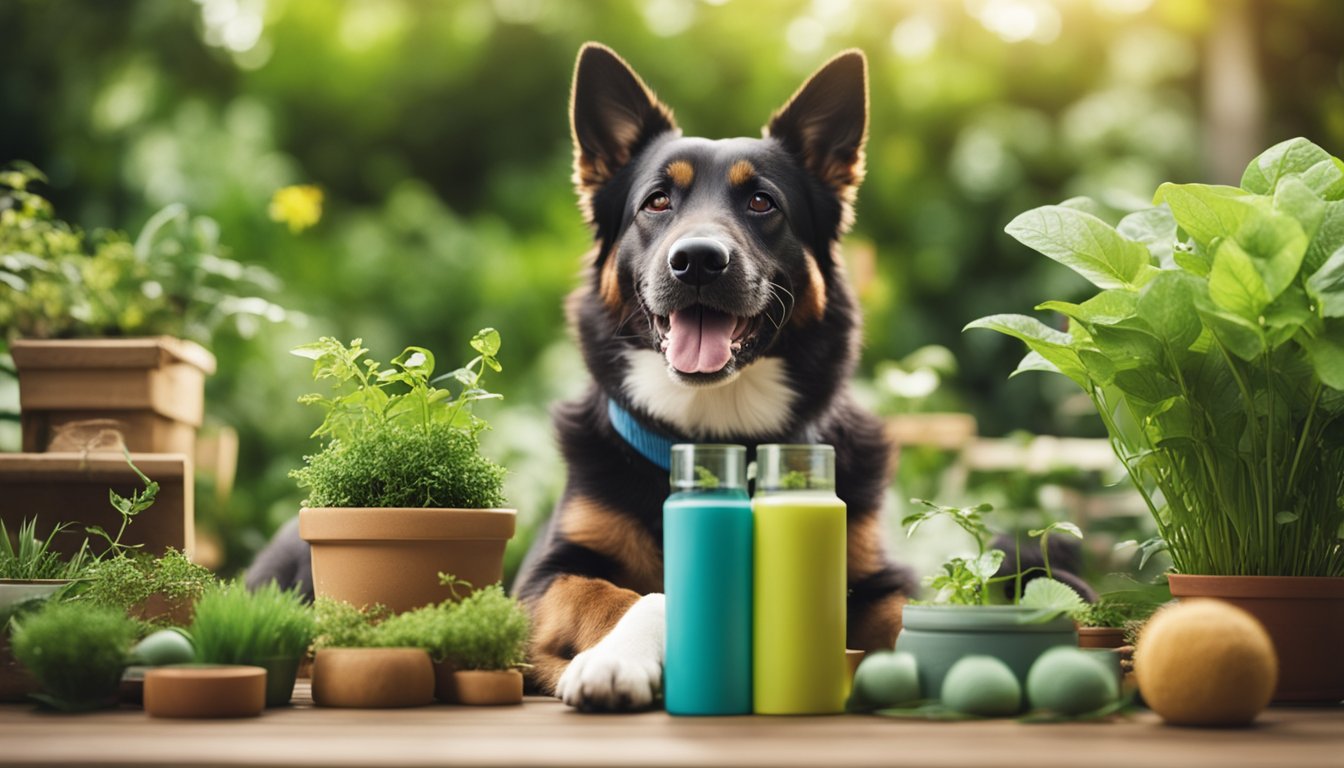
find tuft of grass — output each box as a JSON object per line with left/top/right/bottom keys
{"left": 293, "top": 420, "right": 505, "bottom": 509}
{"left": 0, "top": 518, "right": 90, "bottom": 580}
{"left": 190, "top": 581, "right": 315, "bottom": 663}
{"left": 10, "top": 601, "right": 138, "bottom": 712}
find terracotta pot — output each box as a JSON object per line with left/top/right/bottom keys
{"left": 311, "top": 648, "right": 434, "bottom": 708}
{"left": 300, "top": 507, "right": 516, "bottom": 614}
{"left": 1077, "top": 627, "right": 1127, "bottom": 649}
{"left": 143, "top": 665, "right": 266, "bottom": 718}
{"left": 11, "top": 337, "right": 215, "bottom": 458}
{"left": 1168, "top": 574, "right": 1344, "bottom": 703}
{"left": 896, "top": 605, "right": 1077, "bottom": 709}
{"left": 0, "top": 453, "right": 194, "bottom": 559}
{"left": 0, "top": 580, "right": 71, "bottom": 703}
{"left": 452, "top": 669, "right": 523, "bottom": 706}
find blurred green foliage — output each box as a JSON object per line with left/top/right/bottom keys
{"left": 1, "top": 0, "right": 1341, "bottom": 579}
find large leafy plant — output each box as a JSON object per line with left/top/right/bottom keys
{"left": 289, "top": 331, "right": 507, "bottom": 509}
{"left": 0, "top": 162, "right": 288, "bottom": 342}
{"left": 968, "top": 138, "right": 1344, "bottom": 578}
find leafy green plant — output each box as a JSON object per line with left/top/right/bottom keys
{"left": 77, "top": 549, "right": 213, "bottom": 627}
{"left": 967, "top": 137, "right": 1344, "bottom": 578}
{"left": 290, "top": 331, "right": 507, "bottom": 509}
{"left": 0, "top": 162, "right": 288, "bottom": 342}
{"left": 311, "top": 580, "right": 528, "bottom": 670}
{"left": 190, "top": 581, "right": 315, "bottom": 663}
{"left": 9, "top": 601, "right": 138, "bottom": 712}
{"left": 0, "top": 518, "right": 90, "bottom": 580}
{"left": 904, "top": 498, "right": 1085, "bottom": 619}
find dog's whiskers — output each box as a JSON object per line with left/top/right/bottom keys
{"left": 766, "top": 280, "right": 796, "bottom": 330}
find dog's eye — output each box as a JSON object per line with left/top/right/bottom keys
{"left": 643, "top": 192, "right": 671, "bottom": 212}
{"left": 748, "top": 193, "right": 775, "bottom": 213}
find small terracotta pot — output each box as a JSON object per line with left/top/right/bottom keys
{"left": 1167, "top": 574, "right": 1344, "bottom": 703}
{"left": 452, "top": 669, "right": 523, "bottom": 706}
{"left": 143, "top": 665, "right": 266, "bottom": 718}
{"left": 1077, "top": 627, "right": 1127, "bottom": 650}
{"left": 299, "top": 507, "right": 516, "bottom": 614}
{"left": 311, "top": 648, "right": 435, "bottom": 708}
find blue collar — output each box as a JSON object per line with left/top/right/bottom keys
{"left": 607, "top": 399, "right": 679, "bottom": 471}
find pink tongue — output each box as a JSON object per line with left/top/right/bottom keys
{"left": 666, "top": 307, "right": 736, "bottom": 374}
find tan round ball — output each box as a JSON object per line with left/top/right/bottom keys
{"left": 1135, "top": 599, "right": 1277, "bottom": 726}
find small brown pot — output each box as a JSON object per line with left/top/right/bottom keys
{"left": 11, "top": 336, "right": 215, "bottom": 458}
{"left": 299, "top": 507, "right": 516, "bottom": 614}
{"left": 1168, "top": 574, "right": 1344, "bottom": 703}
{"left": 1077, "top": 627, "right": 1127, "bottom": 650}
{"left": 143, "top": 665, "right": 265, "bottom": 718}
{"left": 311, "top": 648, "right": 435, "bottom": 708}
{"left": 452, "top": 669, "right": 523, "bottom": 706}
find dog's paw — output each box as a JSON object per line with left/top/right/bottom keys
{"left": 555, "top": 593, "right": 664, "bottom": 712}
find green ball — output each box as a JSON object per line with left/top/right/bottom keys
{"left": 852, "top": 651, "right": 921, "bottom": 708}
{"left": 941, "top": 655, "right": 1021, "bottom": 717}
{"left": 1027, "top": 647, "right": 1118, "bottom": 715}
{"left": 129, "top": 629, "right": 196, "bottom": 667}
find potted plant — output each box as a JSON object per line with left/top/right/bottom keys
{"left": 893, "top": 499, "right": 1086, "bottom": 705}
{"left": 1075, "top": 586, "right": 1167, "bottom": 651}
{"left": 967, "top": 137, "right": 1344, "bottom": 702}
{"left": 8, "top": 600, "right": 139, "bottom": 712}
{"left": 307, "top": 599, "right": 432, "bottom": 709}
{"left": 292, "top": 331, "right": 515, "bottom": 614}
{"left": 0, "top": 518, "right": 89, "bottom": 701}
{"left": 188, "top": 580, "right": 315, "bottom": 707}
{"left": 1, "top": 164, "right": 286, "bottom": 456}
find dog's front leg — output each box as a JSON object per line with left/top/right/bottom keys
{"left": 527, "top": 574, "right": 665, "bottom": 711}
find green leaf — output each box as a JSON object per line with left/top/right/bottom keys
{"left": 393, "top": 346, "right": 435, "bottom": 378}
{"left": 1301, "top": 157, "right": 1344, "bottom": 201}
{"left": 1137, "top": 270, "right": 1202, "bottom": 353}
{"left": 1307, "top": 246, "right": 1344, "bottom": 318}
{"left": 966, "top": 549, "right": 1006, "bottom": 582}
{"left": 1017, "top": 578, "right": 1087, "bottom": 622}
{"left": 1010, "top": 350, "right": 1058, "bottom": 379}
{"left": 1208, "top": 239, "right": 1271, "bottom": 320}
{"left": 1240, "top": 137, "right": 1334, "bottom": 195}
{"left": 470, "top": 328, "right": 501, "bottom": 357}
{"left": 1118, "top": 206, "right": 1178, "bottom": 268}
{"left": 1152, "top": 183, "right": 1250, "bottom": 248}
{"left": 1005, "top": 206, "right": 1153, "bottom": 289}
{"left": 1028, "top": 521, "right": 1083, "bottom": 540}
{"left": 1037, "top": 289, "right": 1137, "bottom": 326}
{"left": 965, "top": 314, "right": 1089, "bottom": 388}
{"left": 1275, "top": 511, "right": 1300, "bottom": 525}
{"left": 1306, "top": 202, "right": 1344, "bottom": 274}
{"left": 1300, "top": 330, "right": 1344, "bottom": 390}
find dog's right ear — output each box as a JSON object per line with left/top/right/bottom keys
{"left": 571, "top": 43, "right": 678, "bottom": 225}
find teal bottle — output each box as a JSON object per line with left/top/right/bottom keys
{"left": 663, "top": 444, "right": 752, "bottom": 716}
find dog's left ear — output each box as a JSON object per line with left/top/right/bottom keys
{"left": 765, "top": 50, "right": 868, "bottom": 230}
{"left": 571, "top": 43, "right": 679, "bottom": 225}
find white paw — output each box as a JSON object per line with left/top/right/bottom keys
{"left": 555, "top": 593, "right": 665, "bottom": 712}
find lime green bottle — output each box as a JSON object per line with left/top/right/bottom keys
{"left": 752, "top": 444, "right": 847, "bottom": 715}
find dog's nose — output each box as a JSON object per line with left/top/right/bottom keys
{"left": 668, "top": 237, "right": 730, "bottom": 286}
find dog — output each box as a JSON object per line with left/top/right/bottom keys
{"left": 511, "top": 43, "right": 916, "bottom": 712}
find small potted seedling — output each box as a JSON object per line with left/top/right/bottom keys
{"left": 8, "top": 600, "right": 139, "bottom": 712}
{"left": 309, "top": 598, "right": 435, "bottom": 709}
{"left": 186, "top": 581, "right": 315, "bottom": 708}
{"left": 1, "top": 519, "right": 89, "bottom": 702}
{"left": 437, "top": 577, "right": 529, "bottom": 706}
{"left": 893, "top": 499, "right": 1086, "bottom": 708}
{"left": 292, "top": 332, "right": 515, "bottom": 614}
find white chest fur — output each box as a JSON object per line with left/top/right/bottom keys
{"left": 621, "top": 350, "right": 798, "bottom": 439}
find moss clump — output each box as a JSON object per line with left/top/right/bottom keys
{"left": 293, "top": 421, "right": 505, "bottom": 509}
{"left": 312, "top": 598, "right": 389, "bottom": 651}
{"left": 10, "top": 601, "right": 138, "bottom": 712}
{"left": 78, "top": 549, "right": 214, "bottom": 629}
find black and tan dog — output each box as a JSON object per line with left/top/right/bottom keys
{"left": 512, "top": 43, "right": 915, "bottom": 711}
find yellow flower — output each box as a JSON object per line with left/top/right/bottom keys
{"left": 269, "top": 185, "right": 323, "bottom": 233}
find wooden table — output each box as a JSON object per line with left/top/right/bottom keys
{"left": 1, "top": 684, "right": 1339, "bottom": 768}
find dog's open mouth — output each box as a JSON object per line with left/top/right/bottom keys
{"left": 653, "top": 305, "right": 763, "bottom": 375}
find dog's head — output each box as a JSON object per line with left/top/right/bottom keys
{"left": 568, "top": 43, "right": 869, "bottom": 439}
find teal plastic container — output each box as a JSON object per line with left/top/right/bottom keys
{"left": 663, "top": 444, "right": 752, "bottom": 716}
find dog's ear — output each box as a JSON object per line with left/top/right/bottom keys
{"left": 765, "top": 50, "right": 868, "bottom": 231}
{"left": 571, "top": 43, "right": 678, "bottom": 224}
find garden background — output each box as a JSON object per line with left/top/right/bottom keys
{"left": 2, "top": 0, "right": 1342, "bottom": 585}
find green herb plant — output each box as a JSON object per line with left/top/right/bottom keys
{"left": 77, "top": 549, "right": 214, "bottom": 629}
{"left": 0, "top": 518, "right": 90, "bottom": 580}
{"left": 311, "top": 597, "right": 388, "bottom": 651}
{"left": 289, "top": 331, "right": 507, "bottom": 509}
{"left": 903, "top": 498, "right": 1086, "bottom": 620}
{"left": 9, "top": 601, "right": 138, "bottom": 712}
{"left": 967, "top": 137, "right": 1344, "bottom": 578}
{"left": 0, "top": 162, "right": 288, "bottom": 342}
{"left": 189, "top": 581, "right": 315, "bottom": 664}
